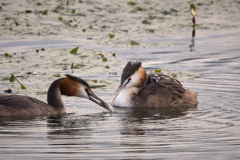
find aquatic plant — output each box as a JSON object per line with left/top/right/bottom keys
{"left": 128, "top": 1, "right": 137, "bottom": 5}
{"left": 109, "top": 33, "right": 115, "bottom": 38}
{"left": 70, "top": 47, "right": 79, "bottom": 54}
{"left": 10, "top": 73, "right": 26, "bottom": 89}
{"left": 131, "top": 40, "right": 139, "bottom": 45}
{"left": 42, "top": 10, "right": 48, "bottom": 15}
{"left": 155, "top": 69, "right": 162, "bottom": 73}
{"left": 190, "top": 3, "right": 196, "bottom": 26}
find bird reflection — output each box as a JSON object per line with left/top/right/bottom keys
{"left": 46, "top": 112, "right": 108, "bottom": 137}
{"left": 128, "top": 103, "right": 197, "bottom": 120}
{"left": 119, "top": 104, "right": 198, "bottom": 135}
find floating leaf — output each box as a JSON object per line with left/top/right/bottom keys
{"left": 82, "top": 28, "right": 86, "bottom": 32}
{"left": 170, "top": 8, "right": 178, "bottom": 13}
{"left": 21, "top": 84, "right": 26, "bottom": 89}
{"left": 172, "top": 74, "right": 177, "bottom": 78}
{"left": 66, "top": 0, "right": 69, "bottom": 5}
{"left": 149, "top": 14, "right": 154, "bottom": 20}
{"left": 0, "top": 6, "right": 2, "bottom": 11}
{"left": 102, "top": 57, "right": 107, "bottom": 62}
{"left": 71, "top": 9, "right": 75, "bottom": 14}
{"left": 90, "top": 84, "right": 107, "bottom": 88}
{"left": 109, "top": 33, "right": 114, "bottom": 38}
{"left": 58, "top": 17, "right": 63, "bottom": 20}
{"left": 142, "top": 20, "right": 150, "bottom": 24}
{"left": 77, "top": 13, "right": 86, "bottom": 16}
{"left": 37, "top": 2, "right": 42, "bottom": 5}
{"left": 147, "top": 29, "right": 155, "bottom": 33}
{"left": 9, "top": 74, "right": 15, "bottom": 82}
{"left": 52, "top": 73, "right": 61, "bottom": 77}
{"left": 92, "top": 79, "right": 98, "bottom": 83}
{"left": 136, "top": 6, "right": 143, "bottom": 11}
{"left": 112, "top": 53, "right": 116, "bottom": 57}
{"left": 42, "top": 10, "right": 48, "bottom": 15}
{"left": 162, "top": 10, "right": 172, "bottom": 15}
{"left": 5, "top": 17, "right": 10, "bottom": 20}
{"left": 4, "top": 53, "right": 12, "bottom": 58}
{"left": 128, "top": 1, "right": 136, "bottom": 5}
{"left": 155, "top": 69, "right": 162, "bottom": 73}
{"left": 10, "top": 73, "right": 26, "bottom": 89}
{"left": 70, "top": 63, "right": 82, "bottom": 69}
{"left": 130, "top": 40, "right": 139, "bottom": 46}
{"left": 70, "top": 47, "right": 79, "bottom": 54}
{"left": 25, "top": 10, "right": 32, "bottom": 13}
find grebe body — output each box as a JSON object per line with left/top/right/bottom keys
{"left": 0, "top": 74, "right": 113, "bottom": 117}
{"left": 112, "top": 61, "right": 198, "bottom": 107}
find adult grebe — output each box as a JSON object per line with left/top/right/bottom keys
{"left": 112, "top": 61, "right": 198, "bottom": 107}
{"left": 0, "top": 74, "right": 113, "bottom": 117}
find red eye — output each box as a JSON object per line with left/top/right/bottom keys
{"left": 128, "top": 78, "right": 131, "bottom": 82}
{"left": 85, "top": 88, "right": 88, "bottom": 92}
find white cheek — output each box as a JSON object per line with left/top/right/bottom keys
{"left": 77, "top": 87, "right": 89, "bottom": 99}
{"left": 126, "top": 72, "right": 138, "bottom": 88}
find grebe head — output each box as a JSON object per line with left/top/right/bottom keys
{"left": 60, "top": 74, "right": 113, "bottom": 112}
{"left": 115, "top": 61, "right": 146, "bottom": 94}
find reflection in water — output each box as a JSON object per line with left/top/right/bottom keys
{"left": 118, "top": 104, "right": 198, "bottom": 156}
{"left": 0, "top": 115, "right": 46, "bottom": 126}
{"left": 47, "top": 114, "right": 91, "bottom": 137}
{"left": 119, "top": 104, "right": 198, "bottom": 136}
{"left": 128, "top": 104, "right": 197, "bottom": 120}
{"left": 189, "top": 29, "right": 196, "bottom": 52}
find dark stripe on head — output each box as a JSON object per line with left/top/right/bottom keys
{"left": 121, "top": 61, "right": 142, "bottom": 84}
{"left": 65, "top": 74, "right": 90, "bottom": 88}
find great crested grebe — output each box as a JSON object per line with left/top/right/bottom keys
{"left": 0, "top": 74, "right": 113, "bottom": 117}
{"left": 112, "top": 61, "right": 198, "bottom": 107}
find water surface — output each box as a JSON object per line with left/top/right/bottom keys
{"left": 0, "top": 0, "right": 240, "bottom": 159}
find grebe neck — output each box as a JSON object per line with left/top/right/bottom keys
{"left": 112, "top": 87, "right": 140, "bottom": 107}
{"left": 47, "top": 78, "right": 66, "bottom": 112}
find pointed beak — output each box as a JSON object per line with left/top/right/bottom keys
{"left": 86, "top": 89, "right": 115, "bottom": 112}
{"left": 115, "top": 83, "right": 127, "bottom": 95}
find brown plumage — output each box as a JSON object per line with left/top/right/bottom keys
{"left": 112, "top": 61, "right": 198, "bottom": 107}
{"left": 0, "top": 74, "right": 113, "bottom": 117}
{"left": 135, "top": 74, "right": 198, "bottom": 107}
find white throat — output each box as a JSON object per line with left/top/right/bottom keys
{"left": 112, "top": 87, "right": 140, "bottom": 107}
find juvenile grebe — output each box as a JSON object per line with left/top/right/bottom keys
{"left": 0, "top": 74, "right": 113, "bottom": 117}
{"left": 112, "top": 61, "right": 198, "bottom": 107}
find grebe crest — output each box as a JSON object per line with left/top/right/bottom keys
{"left": 113, "top": 62, "right": 146, "bottom": 107}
